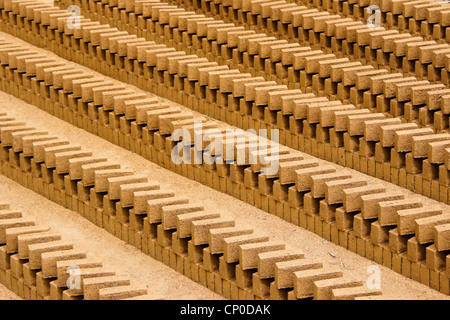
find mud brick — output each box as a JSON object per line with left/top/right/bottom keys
{"left": 256, "top": 249, "right": 305, "bottom": 280}
{"left": 407, "top": 235, "right": 428, "bottom": 263}
{"left": 191, "top": 218, "right": 235, "bottom": 246}
{"left": 144, "top": 196, "right": 189, "bottom": 224}
{"left": 376, "top": 198, "right": 423, "bottom": 227}
{"left": 325, "top": 178, "right": 367, "bottom": 205}
{"left": 208, "top": 227, "right": 254, "bottom": 255}
{"left": 331, "top": 286, "right": 382, "bottom": 300}
{"left": 295, "top": 165, "right": 336, "bottom": 192}
{"left": 278, "top": 159, "right": 318, "bottom": 185}
{"left": 177, "top": 211, "right": 222, "bottom": 239}
{"left": 313, "top": 277, "right": 364, "bottom": 300}
{"left": 335, "top": 198, "right": 356, "bottom": 229}
{"left": 389, "top": 228, "right": 411, "bottom": 254}
{"left": 411, "top": 134, "right": 450, "bottom": 159}
{"left": 426, "top": 244, "right": 448, "bottom": 271}
{"left": 311, "top": 172, "right": 352, "bottom": 198}
{"left": 10, "top": 254, "right": 25, "bottom": 279}
{"left": 0, "top": 218, "right": 35, "bottom": 244}
{"left": 293, "top": 266, "right": 343, "bottom": 299}
{"left": 17, "top": 231, "right": 62, "bottom": 260}
{"left": 235, "top": 263, "right": 253, "bottom": 288}
{"left": 397, "top": 206, "right": 443, "bottom": 235}
{"left": 252, "top": 273, "right": 271, "bottom": 298}
{"left": 98, "top": 285, "right": 147, "bottom": 300}
{"left": 319, "top": 200, "right": 338, "bottom": 223}
{"left": 404, "top": 154, "right": 422, "bottom": 176}
{"left": 364, "top": 118, "right": 402, "bottom": 142}
{"left": 379, "top": 123, "right": 418, "bottom": 148}
{"left": 81, "top": 162, "right": 121, "bottom": 187}
{"left": 161, "top": 203, "right": 205, "bottom": 230}
{"left": 67, "top": 156, "right": 107, "bottom": 181}
{"left": 41, "top": 249, "right": 87, "bottom": 279}
{"left": 239, "top": 241, "right": 285, "bottom": 270}
{"left": 119, "top": 182, "right": 161, "bottom": 207}
{"left": 132, "top": 189, "right": 175, "bottom": 214}
{"left": 415, "top": 214, "right": 450, "bottom": 245}
{"left": 434, "top": 223, "right": 450, "bottom": 251}
{"left": 28, "top": 240, "right": 73, "bottom": 270}
{"left": 5, "top": 225, "right": 50, "bottom": 254}
{"left": 418, "top": 261, "right": 430, "bottom": 286}
{"left": 343, "top": 184, "right": 385, "bottom": 213}
{"left": 394, "top": 128, "right": 434, "bottom": 152}
{"left": 274, "top": 258, "right": 323, "bottom": 289}
{"left": 371, "top": 221, "right": 392, "bottom": 246}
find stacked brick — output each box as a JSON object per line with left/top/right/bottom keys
{"left": 0, "top": 112, "right": 385, "bottom": 300}
{"left": 171, "top": 0, "right": 450, "bottom": 88}
{"left": 6, "top": 0, "right": 450, "bottom": 210}
{"left": 0, "top": 35, "right": 447, "bottom": 295}
{"left": 0, "top": 203, "right": 149, "bottom": 300}
{"left": 53, "top": 0, "right": 450, "bottom": 132}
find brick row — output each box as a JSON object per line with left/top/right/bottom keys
{"left": 0, "top": 38, "right": 447, "bottom": 294}
{"left": 0, "top": 202, "right": 149, "bottom": 300}
{"left": 0, "top": 111, "right": 379, "bottom": 300}
{"left": 4, "top": 2, "right": 450, "bottom": 210}
{"left": 51, "top": 0, "right": 450, "bottom": 130}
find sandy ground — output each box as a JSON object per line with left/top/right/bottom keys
{"left": 0, "top": 282, "right": 21, "bottom": 300}
{"left": 0, "top": 92, "right": 448, "bottom": 300}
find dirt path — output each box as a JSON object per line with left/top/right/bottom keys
{"left": 0, "top": 91, "right": 448, "bottom": 300}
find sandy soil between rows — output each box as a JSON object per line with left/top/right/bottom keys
{"left": 0, "top": 91, "right": 448, "bottom": 300}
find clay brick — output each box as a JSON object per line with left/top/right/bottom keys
{"left": 377, "top": 199, "right": 423, "bottom": 226}
{"left": 257, "top": 249, "right": 305, "bottom": 279}
{"left": 191, "top": 218, "right": 235, "bottom": 246}
{"left": 146, "top": 197, "right": 190, "bottom": 224}
{"left": 324, "top": 178, "right": 367, "bottom": 205}
{"left": 41, "top": 249, "right": 87, "bottom": 278}
{"left": 434, "top": 223, "right": 450, "bottom": 251}
{"left": 28, "top": 240, "right": 73, "bottom": 270}
{"left": 397, "top": 206, "right": 443, "bottom": 235}
{"left": 331, "top": 286, "right": 382, "bottom": 300}
{"left": 274, "top": 259, "right": 323, "bottom": 289}
{"left": 295, "top": 165, "right": 336, "bottom": 192}
{"left": 293, "top": 266, "right": 343, "bottom": 299}
{"left": 17, "top": 231, "right": 62, "bottom": 260}
{"left": 379, "top": 123, "right": 418, "bottom": 148}
{"left": 343, "top": 184, "right": 386, "bottom": 213}
{"left": 177, "top": 211, "right": 221, "bottom": 238}
{"left": 161, "top": 203, "right": 205, "bottom": 230}
{"left": 311, "top": 172, "right": 353, "bottom": 198}
{"left": 83, "top": 275, "right": 131, "bottom": 300}
{"left": 239, "top": 241, "right": 285, "bottom": 270}
{"left": 394, "top": 128, "right": 434, "bottom": 152}
{"left": 313, "top": 277, "right": 364, "bottom": 300}
{"left": 208, "top": 227, "right": 254, "bottom": 255}
{"left": 415, "top": 214, "right": 450, "bottom": 244}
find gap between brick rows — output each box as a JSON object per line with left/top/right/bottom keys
{"left": 0, "top": 35, "right": 445, "bottom": 296}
